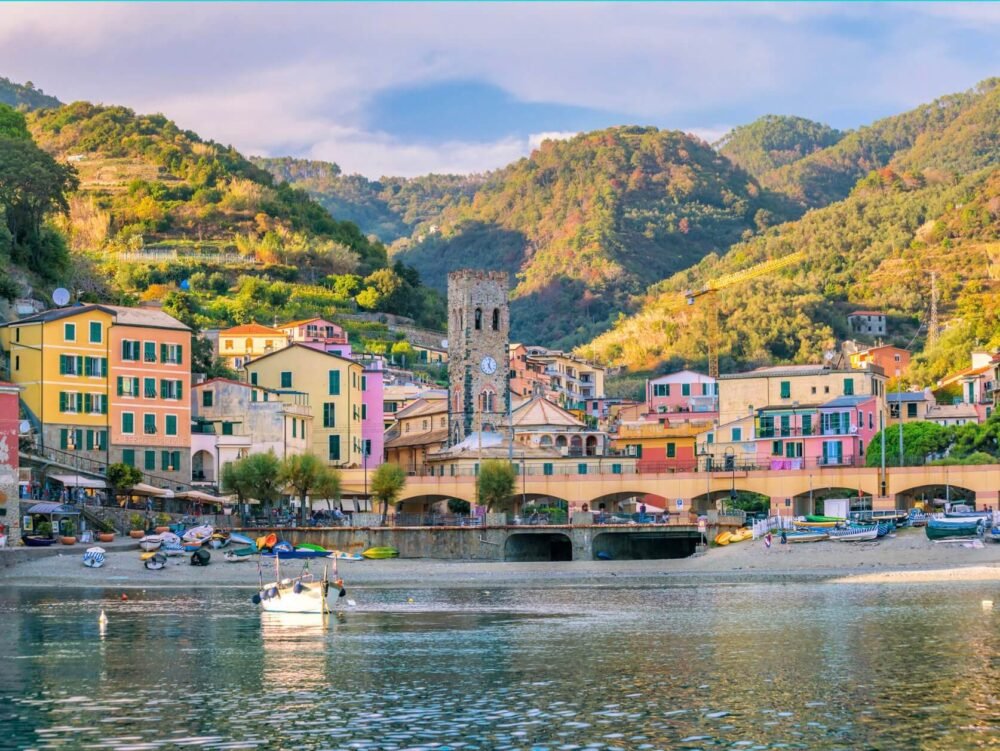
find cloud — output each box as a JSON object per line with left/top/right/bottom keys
{"left": 0, "top": 3, "right": 996, "bottom": 176}
{"left": 528, "top": 131, "right": 579, "bottom": 150}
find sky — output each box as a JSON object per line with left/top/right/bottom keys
{"left": 0, "top": 3, "right": 998, "bottom": 178}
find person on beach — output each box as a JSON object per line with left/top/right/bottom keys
{"left": 763, "top": 531, "right": 773, "bottom": 549}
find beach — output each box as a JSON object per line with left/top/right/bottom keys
{"left": 3, "top": 526, "right": 999, "bottom": 588}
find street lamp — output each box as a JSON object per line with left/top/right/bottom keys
{"left": 724, "top": 446, "right": 736, "bottom": 511}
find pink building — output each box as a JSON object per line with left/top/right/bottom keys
{"left": 358, "top": 355, "right": 385, "bottom": 468}
{"left": 754, "top": 395, "right": 880, "bottom": 469}
{"left": 647, "top": 370, "right": 718, "bottom": 418}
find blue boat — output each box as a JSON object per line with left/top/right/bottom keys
{"left": 260, "top": 540, "right": 332, "bottom": 560}
{"left": 925, "top": 517, "right": 983, "bottom": 540}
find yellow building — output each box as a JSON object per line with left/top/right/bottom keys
{"left": 245, "top": 343, "right": 364, "bottom": 467}
{"left": 218, "top": 323, "right": 289, "bottom": 369}
{"left": 611, "top": 420, "right": 711, "bottom": 472}
{"left": 384, "top": 396, "right": 449, "bottom": 473}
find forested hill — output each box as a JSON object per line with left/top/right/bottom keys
{"left": 0, "top": 76, "right": 61, "bottom": 111}
{"left": 755, "top": 78, "right": 1000, "bottom": 208}
{"left": 392, "top": 126, "right": 798, "bottom": 346}
{"left": 253, "top": 156, "right": 483, "bottom": 243}
{"left": 715, "top": 115, "right": 843, "bottom": 180}
{"left": 579, "top": 165, "right": 1000, "bottom": 384}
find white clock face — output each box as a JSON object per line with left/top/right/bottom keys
{"left": 481, "top": 356, "right": 497, "bottom": 375}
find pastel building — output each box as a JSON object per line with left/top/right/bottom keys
{"left": 848, "top": 310, "right": 887, "bottom": 336}
{"left": 522, "top": 346, "right": 605, "bottom": 410}
{"left": 510, "top": 396, "right": 608, "bottom": 457}
{"left": 357, "top": 355, "right": 386, "bottom": 468}
{"left": 646, "top": 370, "right": 718, "bottom": 417}
{"left": 0, "top": 382, "right": 20, "bottom": 543}
{"left": 384, "top": 396, "right": 449, "bottom": 473}
{"left": 277, "top": 317, "right": 350, "bottom": 357}
{"left": 0, "top": 305, "right": 192, "bottom": 484}
{"left": 849, "top": 345, "right": 910, "bottom": 378}
{"left": 190, "top": 378, "right": 311, "bottom": 486}
{"left": 939, "top": 351, "right": 997, "bottom": 423}
{"left": 245, "top": 343, "right": 365, "bottom": 467}
{"left": 218, "top": 323, "right": 289, "bottom": 369}
{"left": 888, "top": 390, "right": 934, "bottom": 422}
{"left": 612, "top": 420, "right": 709, "bottom": 472}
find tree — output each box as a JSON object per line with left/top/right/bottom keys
{"left": 0, "top": 104, "right": 29, "bottom": 140}
{"left": 235, "top": 452, "right": 283, "bottom": 512}
{"left": 105, "top": 463, "right": 142, "bottom": 506}
{"left": 314, "top": 466, "right": 343, "bottom": 511}
{"left": 390, "top": 340, "right": 415, "bottom": 368}
{"left": 477, "top": 460, "right": 517, "bottom": 513}
{"left": 866, "top": 421, "right": 952, "bottom": 467}
{"left": 371, "top": 462, "right": 406, "bottom": 524}
{"left": 280, "top": 453, "right": 326, "bottom": 523}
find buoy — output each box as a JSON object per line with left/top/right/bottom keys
{"left": 120, "top": 593, "right": 128, "bottom": 601}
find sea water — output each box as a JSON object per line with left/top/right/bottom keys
{"left": 0, "top": 582, "right": 997, "bottom": 750}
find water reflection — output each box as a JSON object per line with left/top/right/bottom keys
{"left": 0, "top": 583, "right": 997, "bottom": 750}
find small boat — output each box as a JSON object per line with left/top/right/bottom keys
{"left": 361, "top": 546, "right": 399, "bottom": 559}
{"left": 253, "top": 561, "right": 341, "bottom": 614}
{"left": 296, "top": 542, "right": 329, "bottom": 553}
{"left": 875, "top": 522, "right": 893, "bottom": 539}
{"left": 926, "top": 517, "right": 983, "bottom": 541}
{"left": 714, "top": 531, "right": 731, "bottom": 546}
{"left": 224, "top": 550, "right": 251, "bottom": 562}
{"left": 728, "top": 528, "right": 752, "bottom": 544}
{"left": 138, "top": 534, "right": 162, "bottom": 552}
{"left": 159, "top": 532, "right": 184, "bottom": 556}
{"left": 828, "top": 525, "right": 878, "bottom": 542}
{"left": 944, "top": 510, "right": 991, "bottom": 519}
{"left": 207, "top": 533, "right": 230, "bottom": 550}
{"left": 144, "top": 552, "right": 167, "bottom": 570}
{"left": 229, "top": 532, "right": 255, "bottom": 546}
{"left": 82, "top": 546, "right": 106, "bottom": 567}
{"left": 907, "top": 510, "right": 929, "bottom": 527}
{"left": 794, "top": 520, "right": 838, "bottom": 529}
{"left": 182, "top": 525, "right": 214, "bottom": 543}
{"left": 786, "top": 531, "right": 828, "bottom": 543}
{"left": 984, "top": 527, "right": 1000, "bottom": 543}
{"left": 330, "top": 550, "right": 364, "bottom": 561}
{"left": 261, "top": 541, "right": 332, "bottom": 560}
{"left": 805, "top": 515, "right": 844, "bottom": 523}
{"left": 23, "top": 535, "right": 56, "bottom": 547}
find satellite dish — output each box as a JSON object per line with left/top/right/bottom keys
{"left": 52, "top": 288, "right": 70, "bottom": 306}
{"left": 441, "top": 338, "right": 449, "bottom": 349}
{"left": 18, "top": 420, "right": 30, "bottom": 435}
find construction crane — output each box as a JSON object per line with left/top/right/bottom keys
{"left": 683, "top": 250, "right": 808, "bottom": 378}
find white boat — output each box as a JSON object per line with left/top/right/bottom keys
{"left": 828, "top": 525, "right": 878, "bottom": 542}
{"left": 159, "top": 532, "right": 184, "bottom": 556}
{"left": 144, "top": 551, "right": 167, "bottom": 570}
{"left": 138, "top": 534, "right": 162, "bottom": 552}
{"left": 253, "top": 558, "right": 343, "bottom": 614}
{"left": 82, "top": 546, "right": 106, "bottom": 568}
{"left": 182, "top": 525, "right": 214, "bottom": 543}
{"left": 224, "top": 550, "right": 250, "bottom": 563}
{"left": 207, "top": 534, "right": 230, "bottom": 550}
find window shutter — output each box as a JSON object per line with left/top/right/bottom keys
{"left": 145, "top": 451, "right": 155, "bottom": 471}
{"left": 161, "top": 343, "right": 168, "bottom": 362}
{"left": 117, "top": 377, "right": 124, "bottom": 396}
{"left": 329, "top": 435, "right": 341, "bottom": 461}
{"left": 177, "top": 345, "right": 183, "bottom": 364}
{"left": 86, "top": 430, "right": 94, "bottom": 451}
{"left": 172, "top": 451, "right": 181, "bottom": 470}
{"left": 176, "top": 380, "right": 183, "bottom": 400}
{"left": 101, "top": 357, "right": 108, "bottom": 377}
{"left": 122, "top": 341, "right": 129, "bottom": 359}
{"left": 59, "top": 392, "right": 66, "bottom": 412}
{"left": 101, "top": 395, "right": 108, "bottom": 415}
{"left": 132, "top": 377, "right": 139, "bottom": 395}
{"left": 329, "top": 370, "right": 340, "bottom": 395}
{"left": 160, "top": 379, "right": 168, "bottom": 398}
{"left": 60, "top": 429, "right": 68, "bottom": 450}
{"left": 75, "top": 429, "right": 83, "bottom": 450}
{"left": 122, "top": 449, "right": 134, "bottom": 467}
{"left": 84, "top": 393, "right": 92, "bottom": 413}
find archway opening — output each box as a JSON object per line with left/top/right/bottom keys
{"left": 894, "top": 484, "right": 977, "bottom": 511}
{"left": 192, "top": 450, "right": 214, "bottom": 483}
{"left": 593, "top": 532, "right": 699, "bottom": 560}
{"left": 505, "top": 532, "right": 573, "bottom": 562}
{"left": 790, "top": 487, "right": 874, "bottom": 517}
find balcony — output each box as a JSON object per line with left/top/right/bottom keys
{"left": 758, "top": 427, "right": 814, "bottom": 439}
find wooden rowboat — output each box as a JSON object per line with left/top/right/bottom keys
{"left": 786, "top": 531, "right": 828, "bottom": 543}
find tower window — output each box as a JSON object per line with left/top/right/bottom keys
{"left": 492, "top": 308, "right": 499, "bottom": 330}
{"left": 479, "top": 390, "right": 495, "bottom": 413}
{"left": 474, "top": 308, "right": 482, "bottom": 330}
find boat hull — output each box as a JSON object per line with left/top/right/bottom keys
{"left": 138, "top": 535, "right": 162, "bottom": 552}
{"left": 828, "top": 526, "right": 878, "bottom": 542}
{"left": 261, "top": 550, "right": 332, "bottom": 560}
{"left": 362, "top": 547, "right": 399, "bottom": 559}
{"left": 23, "top": 536, "right": 56, "bottom": 547}
{"left": 926, "top": 519, "right": 983, "bottom": 540}
{"left": 257, "top": 579, "right": 328, "bottom": 614}
{"left": 786, "top": 532, "right": 828, "bottom": 543}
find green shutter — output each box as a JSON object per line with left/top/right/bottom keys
{"left": 612, "top": 463, "right": 622, "bottom": 475}
{"left": 117, "top": 377, "right": 124, "bottom": 396}
{"left": 780, "top": 381, "right": 791, "bottom": 399}
{"left": 101, "top": 395, "right": 108, "bottom": 415}
{"left": 578, "top": 463, "right": 587, "bottom": 475}
{"left": 362, "top": 404, "right": 367, "bottom": 420}
{"left": 75, "top": 429, "right": 83, "bottom": 450}
{"left": 202, "top": 390, "right": 213, "bottom": 407}
{"left": 76, "top": 356, "right": 83, "bottom": 375}
{"left": 329, "top": 370, "right": 340, "bottom": 395}
{"left": 59, "top": 392, "right": 66, "bottom": 412}
{"left": 90, "top": 321, "right": 102, "bottom": 343}
{"left": 122, "top": 449, "right": 135, "bottom": 467}
{"left": 176, "top": 345, "right": 183, "bottom": 364}
{"left": 667, "top": 442, "right": 676, "bottom": 458}
{"left": 802, "top": 415, "right": 812, "bottom": 436}
{"left": 145, "top": 450, "right": 156, "bottom": 471}
{"left": 251, "top": 389, "right": 258, "bottom": 403}
{"left": 172, "top": 451, "right": 181, "bottom": 471}
{"left": 160, "top": 379, "right": 168, "bottom": 398}
{"left": 145, "top": 378, "right": 156, "bottom": 398}
{"left": 60, "top": 429, "right": 68, "bottom": 450}
{"left": 84, "top": 393, "right": 92, "bottom": 413}
{"left": 250, "top": 372, "right": 257, "bottom": 386}
{"left": 145, "top": 341, "right": 156, "bottom": 362}
{"left": 86, "top": 430, "right": 94, "bottom": 451}
{"left": 122, "top": 412, "right": 134, "bottom": 434}
{"left": 161, "top": 451, "right": 170, "bottom": 470}
{"left": 176, "top": 380, "right": 182, "bottom": 400}
{"left": 160, "top": 343, "right": 168, "bottom": 362}
{"left": 292, "top": 419, "right": 297, "bottom": 438}
{"left": 543, "top": 463, "right": 553, "bottom": 476}
{"left": 329, "top": 435, "right": 341, "bottom": 461}
{"left": 59, "top": 355, "right": 66, "bottom": 375}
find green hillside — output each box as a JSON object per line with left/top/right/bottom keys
{"left": 393, "top": 126, "right": 798, "bottom": 346}
{"left": 580, "top": 166, "right": 1000, "bottom": 381}
{"left": 0, "top": 76, "right": 61, "bottom": 111}
{"left": 253, "top": 156, "right": 483, "bottom": 243}
{"left": 715, "top": 115, "right": 843, "bottom": 179}
{"left": 760, "top": 78, "right": 1000, "bottom": 207}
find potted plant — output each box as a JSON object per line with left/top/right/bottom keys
{"left": 60, "top": 519, "right": 77, "bottom": 545}
{"left": 94, "top": 519, "right": 115, "bottom": 543}
{"left": 154, "top": 512, "right": 171, "bottom": 534}
{"left": 36, "top": 520, "right": 53, "bottom": 539}
{"left": 129, "top": 512, "right": 145, "bottom": 539}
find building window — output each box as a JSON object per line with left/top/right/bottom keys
{"left": 328, "top": 370, "right": 340, "bottom": 395}
{"left": 202, "top": 390, "right": 213, "bottom": 408}
{"left": 907, "top": 403, "right": 917, "bottom": 418}
{"left": 84, "top": 356, "right": 106, "bottom": 378}
{"left": 13, "top": 355, "right": 18, "bottom": 371}
{"left": 143, "top": 341, "right": 157, "bottom": 363}
{"left": 543, "top": 462, "right": 553, "bottom": 476}
{"left": 59, "top": 392, "right": 80, "bottom": 413}
{"left": 731, "top": 427, "right": 742, "bottom": 442}
{"left": 772, "top": 440, "right": 783, "bottom": 456}
{"left": 362, "top": 404, "right": 368, "bottom": 420}
{"left": 222, "top": 422, "right": 234, "bottom": 436}
{"left": 329, "top": 435, "right": 341, "bottom": 461}
{"left": 145, "top": 450, "right": 156, "bottom": 471}
{"left": 361, "top": 375, "right": 367, "bottom": 391}
{"left": 225, "top": 340, "right": 233, "bottom": 350}
{"left": 118, "top": 376, "right": 139, "bottom": 397}
{"left": 160, "top": 380, "right": 183, "bottom": 400}
{"left": 653, "top": 384, "right": 670, "bottom": 397}
{"left": 681, "top": 383, "right": 691, "bottom": 397}
{"left": 280, "top": 371, "right": 292, "bottom": 388}
{"left": 479, "top": 390, "right": 495, "bottom": 412}
{"left": 144, "top": 378, "right": 157, "bottom": 399}
{"left": 122, "top": 412, "right": 135, "bottom": 435}
{"left": 666, "top": 442, "right": 676, "bottom": 458}
{"left": 802, "top": 414, "right": 812, "bottom": 436}
{"left": 64, "top": 323, "right": 76, "bottom": 341}
{"left": 143, "top": 413, "right": 157, "bottom": 435}
{"left": 122, "top": 449, "right": 135, "bottom": 467}
{"left": 474, "top": 308, "right": 482, "bottom": 330}
{"left": 323, "top": 403, "right": 336, "bottom": 428}
{"left": 161, "top": 343, "right": 183, "bottom": 364}
{"left": 89, "top": 321, "right": 102, "bottom": 343}
{"left": 843, "top": 378, "right": 854, "bottom": 396}
{"left": 165, "top": 415, "right": 177, "bottom": 436}
{"left": 59, "top": 354, "right": 83, "bottom": 376}
{"left": 492, "top": 308, "right": 500, "bottom": 330}
{"left": 780, "top": 381, "right": 791, "bottom": 399}
{"left": 292, "top": 419, "right": 297, "bottom": 439}
{"left": 122, "top": 340, "right": 140, "bottom": 361}
{"left": 578, "top": 463, "right": 588, "bottom": 475}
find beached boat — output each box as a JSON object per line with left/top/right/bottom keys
{"left": 261, "top": 541, "right": 333, "bottom": 560}
{"left": 224, "top": 549, "right": 252, "bottom": 562}
{"left": 925, "top": 517, "right": 983, "bottom": 540}
{"left": 159, "top": 532, "right": 184, "bottom": 556}
{"left": 138, "top": 534, "right": 162, "bottom": 552}
{"left": 82, "top": 546, "right": 106, "bottom": 567}
{"left": 727, "top": 529, "right": 752, "bottom": 544}
{"left": 907, "top": 510, "right": 929, "bottom": 527}
{"left": 875, "top": 522, "right": 894, "bottom": 538}
{"left": 23, "top": 535, "right": 56, "bottom": 547}
{"left": 943, "top": 510, "right": 991, "bottom": 519}
{"left": 828, "top": 525, "right": 878, "bottom": 542}
{"left": 330, "top": 550, "right": 364, "bottom": 561}
{"left": 229, "top": 532, "right": 255, "bottom": 546}
{"left": 361, "top": 546, "right": 400, "bottom": 559}
{"left": 182, "top": 525, "right": 214, "bottom": 543}
{"left": 805, "top": 515, "right": 845, "bottom": 523}
{"left": 144, "top": 551, "right": 168, "bottom": 570}
{"left": 985, "top": 526, "right": 1000, "bottom": 543}
{"left": 786, "top": 531, "right": 828, "bottom": 543}
{"left": 794, "top": 520, "right": 838, "bottom": 529}
{"left": 207, "top": 533, "right": 230, "bottom": 550}
{"left": 256, "top": 533, "right": 278, "bottom": 551}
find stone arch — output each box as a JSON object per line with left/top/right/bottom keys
{"left": 474, "top": 308, "right": 482, "bottom": 330}
{"left": 492, "top": 307, "right": 500, "bottom": 330}
{"left": 689, "top": 488, "right": 768, "bottom": 515}
{"left": 192, "top": 450, "right": 215, "bottom": 483}
{"left": 539, "top": 434, "right": 553, "bottom": 447}
{"left": 789, "top": 486, "right": 875, "bottom": 517}
{"left": 555, "top": 435, "right": 568, "bottom": 449}
{"left": 570, "top": 435, "right": 583, "bottom": 456}
{"left": 505, "top": 532, "right": 573, "bottom": 562}
{"left": 894, "top": 483, "right": 977, "bottom": 510}
{"left": 585, "top": 435, "right": 598, "bottom": 456}
{"left": 479, "top": 388, "right": 496, "bottom": 413}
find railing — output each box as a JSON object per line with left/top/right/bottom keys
{"left": 751, "top": 515, "right": 798, "bottom": 539}
{"left": 392, "top": 513, "right": 484, "bottom": 527}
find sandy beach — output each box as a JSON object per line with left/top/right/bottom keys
{"left": 3, "top": 527, "right": 1000, "bottom": 589}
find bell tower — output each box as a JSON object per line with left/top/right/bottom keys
{"left": 447, "top": 270, "right": 510, "bottom": 444}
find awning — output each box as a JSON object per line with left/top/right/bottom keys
{"left": 130, "top": 483, "right": 172, "bottom": 498}
{"left": 176, "top": 490, "right": 225, "bottom": 504}
{"left": 48, "top": 474, "right": 107, "bottom": 489}
{"left": 26, "top": 502, "right": 80, "bottom": 515}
